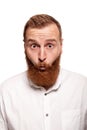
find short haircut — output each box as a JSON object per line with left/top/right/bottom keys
{"left": 23, "top": 14, "right": 62, "bottom": 41}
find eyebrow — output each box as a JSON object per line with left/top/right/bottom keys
{"left": 26, "top": 38, "right": 57, "bottom": 43}
{"left": 26, "top": 39, "right": 37, "bottom": 43}
{"left": 45, "top": 39, "right": 57, "bottom": 42}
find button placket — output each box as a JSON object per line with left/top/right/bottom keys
{"left": 44, "top": 92, "right": 50, "bottom": 130}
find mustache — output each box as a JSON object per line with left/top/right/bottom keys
{"left": 27, "top": 59, "right": 51, "bottom": 71}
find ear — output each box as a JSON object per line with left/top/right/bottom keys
{"left": 60, "top": 38, "right": 63, "bottom": 53}
{"left": 24, "top": 43, "right": 26, "bottom": 49}
{"left": 60, "top": 38, "right": 63, "bottom": 45}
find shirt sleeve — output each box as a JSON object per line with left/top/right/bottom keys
{"left": 82, "top": 79, "right": 87, "bottom": 130}
{"left": 0, "top": 86, "right": 8, "bottom": 130}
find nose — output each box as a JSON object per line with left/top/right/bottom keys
{"left": 38, "top": 47, "right": 46, "bottom": 62}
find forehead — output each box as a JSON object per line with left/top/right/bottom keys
{"left": 25, "top": 24, "right": 60, "bottom": 40}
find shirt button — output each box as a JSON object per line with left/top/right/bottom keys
{"left": 46, "top": 113, "right": 49, "bottom": 117}
{"left": 44, "top": 93, "right": 47, "bottom": 96}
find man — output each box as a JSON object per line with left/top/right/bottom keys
{"left": 0, "top": 14, "right": 87, "bottom": 130}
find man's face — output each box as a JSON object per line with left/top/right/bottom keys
{"left": 24, "top": 23, "right": 62, "bottom": 67}
{"left": 24, "top": 23, "right": 62, "bottom": 89}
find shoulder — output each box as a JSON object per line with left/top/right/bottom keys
{"left": 0, "top": 71, "right": 28, "bottom": 93}
{"left": 60, "top": 68, "right": 87, "bottom": 86}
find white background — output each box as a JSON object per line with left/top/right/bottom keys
{"left": 0, "top": 0, "right": 87, "bottom": 83}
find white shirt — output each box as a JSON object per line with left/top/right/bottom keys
{"left": 0, "top": 68, "right": 87, "bottom": 130}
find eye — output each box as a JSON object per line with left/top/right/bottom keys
{"left": 31, "top": 43, "right": 39, "bottom": 49}
{"left": 47, "top": 43, "right": 54, "bottom": 49}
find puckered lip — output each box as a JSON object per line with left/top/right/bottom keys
{"left": 38, "top": 66, "right": 46, "bottom": 71}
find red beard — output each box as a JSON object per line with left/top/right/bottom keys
{"left": 25, "top": 54, "right": 61, "bottom": 90}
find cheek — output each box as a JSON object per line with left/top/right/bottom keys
{"left": 48, "top": 49, "right": 61, "bottom": 64}
{"left": 25, "top": 49, "right": 38, "bottom": 65}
